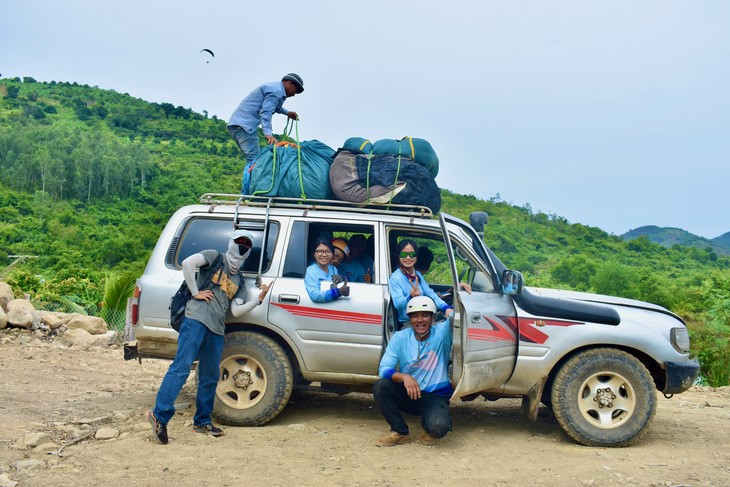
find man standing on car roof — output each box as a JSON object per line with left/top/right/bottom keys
{"left": 373, "top": 296, "right": 453, "bottom": 447}
{"left": 146, "top": 229, "right": 271, "bottom": 445}
{"left": 227, "top": 73, "right": 304, "bottom": 194}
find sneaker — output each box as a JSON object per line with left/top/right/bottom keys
{"left": 376, "top": 431, "right": 411, "bottom": 447}
{"left": 419, "top": 431, "right": 438, "bottom": 446}
{"left": 146, "top": 410, "right": 168, "bottom": 445}
{"left": 193, "top": 423, "right": 225, "bottom": 437}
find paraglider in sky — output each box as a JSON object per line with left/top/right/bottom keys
{"left": 200, "top": 49, "right": 214, "bottom": 63}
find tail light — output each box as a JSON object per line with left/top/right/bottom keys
{"left": 131, "top": 284, "right": 141, "bottom": 325}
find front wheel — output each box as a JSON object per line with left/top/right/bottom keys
{"left": 551, "top": 348, "right": 657, "bottom": 447}
{"left": 213, "top": 331, "right": 294, "bottom": 426}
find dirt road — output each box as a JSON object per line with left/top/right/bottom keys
{"left": 0, "top": 331, "right": 728, "bottom": 487}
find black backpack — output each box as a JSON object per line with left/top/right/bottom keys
{"left": 169, "top": 253, "right": 224, "bottom": 332}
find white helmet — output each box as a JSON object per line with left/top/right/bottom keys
{"left": 406, "top": 296, "right": 436, "bottom": 315}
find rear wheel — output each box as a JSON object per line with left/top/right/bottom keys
{"left": 213, "top": 331, "right": 293, "bottom": 426}
{"left": 551, "top": 348, "right": 656, "bottom": 447}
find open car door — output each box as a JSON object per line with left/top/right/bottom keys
{"left": 438, "top": 213, "right": 518, "bottom": 398}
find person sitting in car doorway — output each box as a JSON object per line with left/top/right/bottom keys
{"left": 373, "top": 296, "right": 453, "bottom": 447}
{"left": 305, "top": 236, "right": 350, "bottom": 302}
{"left": 389, "top": 239, "right": 452, "bottom": 327}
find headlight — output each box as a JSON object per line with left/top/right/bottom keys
{"left": 671, "top": 327, "right": 691, "bottom": 354}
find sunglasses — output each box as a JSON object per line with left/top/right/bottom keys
{"left": 399, "top": 251, "right": 417, "bottom": 259}
{"left": 233, "top": 236, "right": 253, "bottom": 249}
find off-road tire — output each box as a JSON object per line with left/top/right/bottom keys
{"left": 213, "top": 331, "right": 294, "bottom": 426}
{"left": 551, "top": 348, "right": 656, "bottom": 447}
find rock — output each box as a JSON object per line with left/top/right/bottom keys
{"left": 37, "top": 311, "right": 62, "bottom": 329}
{"left": 11, "top": 459, "right": 45, "bottom": 471}
{"left": 33, "top": 442, "right": 59, "bottom": 453}
{"left": 66, "top": 315, "right": 108, "bottom": 335}
{"left": 133, "top": 422, "right": 151, "bottom": 432}
{"left": 0, "top": 281, "right": 13, "bottom": 309}
{"left": 63, "top": 328, "right": 96, "bottom": 349}
{"left": 56, "top": 425, "right": 85, "bottom": 439}
{"left": 55, "top": 313, "right": 82, "bottom": 327}
{"left": 95, "top": 427, "right": 119, "bottom": 440}
{"left": 5, "top": 299, "right": 40, "bottom": 329}
{"left": 21, "top": 432, "right": 53, "bottom": 448}
{"left": 73, "top": 415, "right": 112, "bottom": 425}
{"left": 0, "top": 473, "right": 18, "bottom": 487}
{"left": 97, "top": 330, "right": 117, "bottom": 344}
{"left": 0, "top": 307, "right": 6, "bottom": 329}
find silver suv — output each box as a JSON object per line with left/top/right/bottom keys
{"left": 125, "top": 194, "right": 699, "bottom": 447}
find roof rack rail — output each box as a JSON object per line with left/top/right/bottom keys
{"left": 199, "top": 193, "right": 434, "bottom": 219}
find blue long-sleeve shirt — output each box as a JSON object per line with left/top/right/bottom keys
{"left": 378, "top": 320, "right": 454, "bottom": 397}
{"left": 227, "top": 81, "right": 290, "bottom": 137}
{"left": 388, "top": 268, "right": 450, "bottom": 323}
{"left": 305, "top": 263, "right": 341, "bottom": 302}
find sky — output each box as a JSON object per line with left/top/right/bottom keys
{"left": 2, "top": 0, "right": 729, "bottom": 239}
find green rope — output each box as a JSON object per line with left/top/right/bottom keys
{"left": 388, "top": 150, "right": 403, "bottom": 207}
{"left": 365, "top": 151, "right": 373, "bottom": 204}
{"left": 294, "top": 120, "right": 306, "bottom": 200}
{"left": 283, "top": 118, "right": 294, "bottom": 138}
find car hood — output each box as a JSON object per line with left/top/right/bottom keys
{"left": 527, "top": 287, "right": 673, "bottom": 315}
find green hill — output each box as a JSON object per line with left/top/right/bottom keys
{"left": 712, "top": 231, "right": 730, "bottom": 249}
{"left": 622, "top": 225, "right": 730, "bottom": 256}
{"left": 1, "top": 77, "right": 729, "bottom": 385}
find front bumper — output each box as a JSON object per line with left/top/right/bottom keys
{"left": 663, "top": 360, "right": 700, "bottom": 394}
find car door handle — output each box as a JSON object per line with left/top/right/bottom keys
{"left": 471, "top": 312, "right": 482, "bottom": 323}
{"left": 279, "top": 294, "right": 300, "bottom": 304}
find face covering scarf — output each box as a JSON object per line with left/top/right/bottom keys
{"left": 226, "top": 239, "right": 251, "bottom": 274}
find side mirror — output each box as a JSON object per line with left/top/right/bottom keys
{"left": 501, "top": 270, "right": 523, "bottom": 295}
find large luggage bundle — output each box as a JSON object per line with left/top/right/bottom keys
{"left": 248, "top": 140, "right": 335, "bottom": 199}
{"left": 343, "top": 136, "right": 439, "bottom": 178}
{"left": 329, "top": 149, "right": 441, "bottom": 213}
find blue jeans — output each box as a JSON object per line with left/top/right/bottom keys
{"left": 153, "top": 317, "right": 224, "bottom": 426}
{"left": 228, "top": 125, "right": 260, "bottom": 194}
{"left": 372, "top": 378, "right": 452, "bottom": 438}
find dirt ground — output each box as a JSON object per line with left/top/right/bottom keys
{"left": 1, "top": 331, "right": 729, "bottom": 487}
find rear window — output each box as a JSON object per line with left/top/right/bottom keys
{"left": 171, "top": 217, "right": 279, "bottom": 273}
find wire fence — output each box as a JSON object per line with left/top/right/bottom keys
{"left": 30, "top": 299, "right": 128, "bottom": 334}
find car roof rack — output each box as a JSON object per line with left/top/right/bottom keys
{"left": 199, "top": 193, "right": 434, "bottom": 219}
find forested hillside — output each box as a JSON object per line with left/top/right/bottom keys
{"left": 1, "top": 77, "right": 728, "bottom": 385}
{"left": 622, "top": 225, "right": 730, "bottom": 255}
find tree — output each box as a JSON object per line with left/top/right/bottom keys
{"left": 550, "top": 255, "right": 597, "bottom": 290}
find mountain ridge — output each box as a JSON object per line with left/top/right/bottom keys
{"left": 621, "top": 225, "right": 730, "bottom": 255}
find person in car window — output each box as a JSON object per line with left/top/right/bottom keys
{"left": 389, "top": 239, "right": 451, "bottom": 325}
{"left": 330, "top": 238, "right": 349, "bottom": 268}
{"left": 373, "top": 296, "right": 453, "bottom": 447}
{"left": 146, "top": 230, "right": 271, "bottom": 445}
{"left": 305, "top": 237, "right": 350, "bottom": 302}
{"left": 333, "top": 237, "right": 368, "bottom": 283}
{"left": 348, "top": 234, "right": 374, "bottom": 282}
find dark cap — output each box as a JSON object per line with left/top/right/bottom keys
{"left": 282, "top": 73, "right": 304, "bottom": 94}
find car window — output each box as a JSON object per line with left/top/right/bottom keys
{"left": 450, "top": 236, "right": 495, "bottom": 293}
{"left": 172, "top": 217, "right": 279, "bottom": 273}
{"left": 283, "top": 221, "right": 376, "bottom": 283}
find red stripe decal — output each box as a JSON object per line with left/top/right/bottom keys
{"left": 272, "top": 303, "right": 382, "bottom": 325}
{"left": 517, "top": 317, "right": 584, "bottom": 344}
{"left": 467, "top": 316, "right": 516, "bottom": 342}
